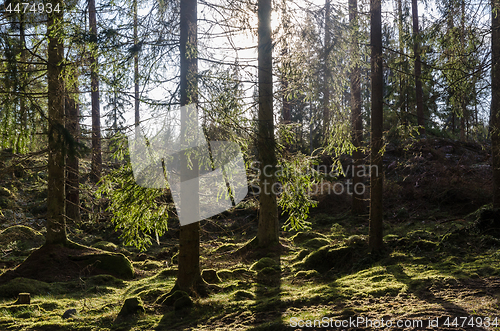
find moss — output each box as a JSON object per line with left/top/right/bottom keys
{"left": 214, "top": 243, "right": 237, "bottom": 253}
{"left": 134, "top": 260, "right": 164, "bottom": 271}
{"left": 297, "top": 244, "right": 367, "bottom": 274}
{"left": 233, "top": 290, "right": 254, "bottom": 300}
{"left": 290, "top": 232, "right": 328, "bottom": 245}
{"left": 216, "top": 269, "right": 233, "bottom": 280}
{"left": 0, "top": 278, "right": 53, "bottom": 299}
{"left": 84, "top": 274, "right": 125, "bottom": 288}
{"left": 159, "top": 290, "right": 189, "bottom": 306}
{"left": 0, "top": 225, "right": 44, "bottom": 251}
{"left": 92, "top": 241, "right": 119, "bottom": 253}
{"left": 302, "top": 238, "right": 330, "bottom": 250}
{"left": 155, "top": 268, "right": 178, "bottom": 278}
{"left": 137, "top": 288, "right": 167, "bottom": 304}
{"left": 201, "top": 269, "right": 221, "bottom": 284}
{"left": 250, "top": 257, "right": 279, "bottom": 272}
{"left": 70, "top": 253, "right": 134, "bottom": 280}
{"left": 294, "top": 270, "right": 320, "bottom": 279}
{"left": 118, "top": 297, "right": 145, "bottom": 316}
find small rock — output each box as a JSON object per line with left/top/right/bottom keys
{"left": 201, "top": 269, "right": 221, "bottom": 284}
{"left": 62, "top": 309, "right": 77, "bottom": 319}
{"left": 118, "top": 297, "right": 145, "bottom": 316}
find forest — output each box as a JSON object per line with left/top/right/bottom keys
{"left": 0, "top": 0, "right": 500, "bottom": 329}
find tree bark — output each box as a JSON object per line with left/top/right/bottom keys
{"left": 176, "top": 0, "right": 203, "bottom": 293}
{"left": 323, "top": 0, "right": 331, "bottom": 142}
{"left": 134, "top": 0, "right": 140, "bottom": 127}
{"left": 412, "top": 0, "right": 425, "bottom": 135}
{"left": 46, "top": 0, "right": 67, "bottom": 245}
{"left": 65, "top": 79, "right": 81, "bottom": 224}
{"left": 89, "top": 0, "right": 102, "bottom": 182}
{"left": 257, "top": 0, "right": 279, "bottom": 247}
{"left": 369, "top": 0, "right": 384, "bottom": 252}
{"left": 492, "top": 0, "right": 500, "bottom": 208}
{"left": 350, "top": 0, "right": 364, "bottom": 215}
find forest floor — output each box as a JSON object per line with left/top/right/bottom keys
{"left": 0, "top": 136, "right": 500, "bottom": 330}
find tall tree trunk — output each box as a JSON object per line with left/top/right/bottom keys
{"left": 177, "top": 0, "right": 203, "bottom": 293}
{"left": 350, "top": 0, "right": 364, "bottom": 215}
{"left": 323, "top": 0, "right": 331, "bottom": 143}
{"left": 134, "top": 0, "right": 140, "bottom": 127}
{"left": 46, "top": 0, "right": 67, "bottom": 245}
{"left": 257, "top": 0, "right": 279, "bottom": 247}
{"left": 17, "top": 14, "right": 27, "bottom": 153}
{"left": 396, "top": 0, "right": 407, "bottom": 125}
{"left": 369, "top": 0, "right": 384, "bottom": 252}
{"left": 65, "top": 79, "right": 81, "bottom": 224}
{"left": 412, "top": 0, "right": 425, "bottom": 135}
{"left": 491, "top": 0, "right": 500, "bottom": 208}
{"left": 89, "top": 0, "right": 102, "bottom": 182}
{"left": 459, "top": 0, "right": 466, "bottom": 141}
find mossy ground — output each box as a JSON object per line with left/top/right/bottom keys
{"left": 1, "top": 139, "right": 500, "bottom": 330}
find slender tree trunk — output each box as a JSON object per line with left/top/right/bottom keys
{"left": 323, "top": 0, "right": 331, "bottom": 142}
{"left": 412, "top": 0, "right": 425, "bottom": 135}
{"left": 396, "top": 0, "right": 407, "bottom": 125}
{"left": 491, "top": 0, "right": 500, "bottom": 208}
{"left": 134, "top": 0, "right": 140, "bottom": 127}
{"left": 177, "top": 0, "right": 203, "bottom": 293}
{"left": 257, "top": 0, "right": 279, "bottom": 247}
{"left": 46, "top": 0, "right": 67, "bottom": 245}
{"left": 89, "top": 0, "right": 102, "bottom": 182}
{"left": 65, "top": 78, "right": 81, "bottom": 224}
{"left": 17, "top": 15, "right": 27, "bottom": 153}
{"left": 369, "top": 0, "right": 384, "bottom": 252}
{"left": 460, "top": 0, "right": 466, "bottom": 141}
{"left": 350, "top": 0, "right": 364, "bottom": 215}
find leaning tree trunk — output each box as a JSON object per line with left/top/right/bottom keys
{"left": 492, "top": 0, "right": 500, "bottom": 208}
{"left": 257, "top": 0, "right": 279, "bottom": 248}
{"left": 89, "top": 0, "right": 102, "bottom": 182}
{"left": 176, "top": 0, "right": 203, "bottom": 293}
{"left": 46, "top": 0, "right": 67, "bottom": 245}
{"left": 369, "top": 0, "right": 384, "bottom": 252}
{"left": 350, "top": 0, "right": 364, "bottom": 215}
{"left": 412, "top": 0, "right": 425, "bottom": 135}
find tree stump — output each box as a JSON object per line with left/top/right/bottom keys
{"left": 16, "top": 293, "right": 30, "bottom": 305}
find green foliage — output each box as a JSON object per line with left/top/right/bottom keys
{"left": 97, "top": 164, "right": 169, "bottom": 252}
{"left": 277, "top": 153, "right": 319, "bottom": 231}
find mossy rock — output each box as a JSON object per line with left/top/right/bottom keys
{"left": 0, "top": 225, "right": 44, "bottom": 250}
{"left": 216, "top": 269, "right": 233, "bottom": 280}
{"left": 298, "top": 244, "right": 363, "bottom": 274}
{"left": 87, "top": 286, "right": 115, "bottom": 294}
{"left": 290, "top": 232, "right": 328, "bottom": 245}
{"left": 92, "top": 241, "right": 119, "bottom": 253}
{"left": 294, "top": 270, "right": 320, "bottom": 279}
{"left": 231, "top": 268, "right": 255, "bottom": 278}
{"left": 174, "top": 295, "right": 193, "bottom": 310}
{"left": 250, "top": 257, "right": 279, "bottom": 272}
{"left": 202, "top": 269, "right": 221, "bottom": 284}
{"left": 84, "top": 274, "right": 125, "bottom": 288}
{"left": 344, "top": 235, "right": 366, "bottom": 246}
{"left": 118, "top": 297, "right": 145, "bottom": 316}
{"left": 233, "top": 290, "right": 254, "bottom": 301}
{"left": 70, "top": 253, "right": 134, "bottom": 279}
{"left": 302, "top": 238, "right": 330, "bottom": 250}
{"left": 159, "top": 290, "right": 189, "bottom": 306}
{"left": 135, "top": 260, "right": 164, "bottom": 271}
{"left": 155, "top": 268, "right": 178, "bottom": 278}
{"left": 0, "top": 277, "right": 52, "bottom": 298}
{"left": 137, "top": 288, "right": 167, "bottom": 304}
